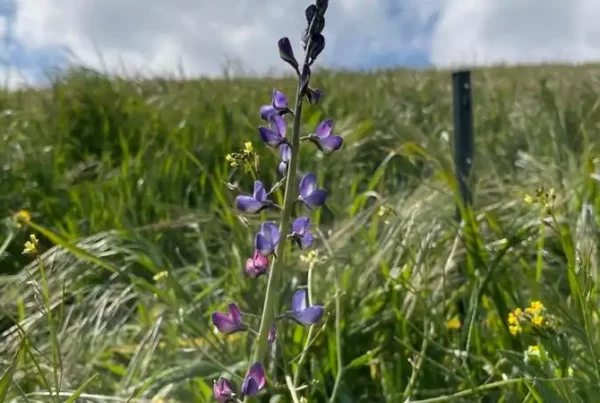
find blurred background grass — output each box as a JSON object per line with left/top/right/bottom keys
{"left": 0, "top": 63, "right": 599, "bottom": 402}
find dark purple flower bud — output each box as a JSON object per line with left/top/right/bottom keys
{"left": 241, "top": 362, "right": 266, "bottom": 397}
{"left": 212, "top": 303, "right": 245, "bottom": 335}
{"left": 305, "top": 4, "right": 317, "bottom": 23}
{"left": 299, "top": 64, "right": 311, "bottom": 95}
{"left": 291, "top": 217, "right": 314, "bottom": 250}
{"left": 309, "top": 119, "right": 343, "bottom": 153}
{"left": 235, "top": 180, "right": 273, "bottom": 214}
{"left": 305, "top": 87, "right": 323, "bottom": 105}
{"left": 288, "top": 289, "right": 324, "bottom": 326}
{"left": 298, "top": 173, "right": 328, "bottom": 209}
{"left": 278, "top": 37, "right": 298, "bottom": 70}
{"left": 311, "top": 15, "right": 326, "bottom": 35}
{"left": 316, "top": 0, "right": 329, "bottom": 14}
{"left": 213, "top": 377, "right": 234, "bottom": 402}
{"left": 245, "top": 250, "right": 269, "bottom": 278}
{"left": 308, "top": 34, "right": 325, "bottom": 64}
{"left": 255, "top": 221, "right": 280, "bottom": 257}
{"left": 268, "top": 324, "right": 277, "bottom": 345}
{"left": 260, "top": 90, "right": 290, "bottom": 121}
{"left": 259, "top": 114, "right": 287, "bottom": 149}
{"left": 278, "top": 143, "right": 291, "bottom": 175}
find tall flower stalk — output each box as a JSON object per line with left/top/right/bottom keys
{"left": 213, "top": 1, "right": 341, "bottom": 401}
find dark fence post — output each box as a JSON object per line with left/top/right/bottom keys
{"left": 452, "top": 70, "right": 474, "bottom": 219}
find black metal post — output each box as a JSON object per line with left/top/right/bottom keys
{"left": 452, "top": 70, "right": 474, "bottom": 219}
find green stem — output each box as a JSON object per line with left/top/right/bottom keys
{"left": 292, "top": 261, "right": 316, "bottom": 389}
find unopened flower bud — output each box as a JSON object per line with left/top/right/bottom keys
{"left": 316, "top": 0, "right": 329, "bottom": 14}
{"left": 308, "top": 33, "right": 325, "bottom": 64}
{"left": 305, "top": 4, "right": 317, "bottom": 23}
{"left": 278, "top": 37, "right": 299, "bottom": 70}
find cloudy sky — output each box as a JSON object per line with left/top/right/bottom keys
{"left": 1, "top": 0, "right": 599, "bottom": 88}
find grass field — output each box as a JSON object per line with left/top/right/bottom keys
{"left": 1, "top": 62, "right": 600, "bottom": 402}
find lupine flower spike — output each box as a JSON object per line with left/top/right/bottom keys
{"left": 213, "top": 377, "right": 234, "bottom": 402}
{"left": 309, "top": 119, "right": 343, "bottom": 153}
{"left": 259, "top": 113, "right": 288, "bottom": 149}
{"left": 255, "top": 221, "right": 281, "bottom": 257}
{"left": 298, "top": 173, "right": 328, "bottom": 209}
{"left": 212, "top": 303, "right": 246, "bottom": 335}
{"left": 235, "top": 180, "right": 273, "bottom": 214}
{"left": 241, "top": 362, "right": 267, "bottom": 396}
{"left": 287, "top": 289, "right": 324, "bottom": 326}
{"left": 290, "top": 217, "right": 314, "bottom": 250}
{"left": 245, "top": 251, "right": 269, "bottom": 278}
{"left": 260, "top": 90, "right": 290, "bottom": 120}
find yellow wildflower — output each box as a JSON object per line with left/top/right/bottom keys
{"left": 243, "top": 141, "right": 254, "bottom": 155}
{"left": 446, "top": 316, "right": 461, "bottom": 330}
{"left": 509, "top": 324, "right": 522, "bottom": 336}
{"left": 531, "top": 315, "right": 544, "bottom": 327}
{"left": 524, "top": 194, "right": 534, "bottom": 204}
{"left": 23, "top": 234, "right": 39, "bottom": 255}
{"left": 225, "top": 154, "right": 238, "bottom": 167}
{"left": 300, "top": 250, "right": 319, "bottom": 265}
{"left": 526, "top": 301, "right": 543, "bottom": 315}
{"left": 526, "top": 344, "right": 541, "bottom": 359}
{"left": 153, "top": 271, "right": 168, "bottom": 281}
{"left": 508, "top": 308, "right": 523, "bottom": 325}
{"left": 14, "top": 210, "right": 31, "bottom": 228}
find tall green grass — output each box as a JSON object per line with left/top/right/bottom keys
{"left": 0, "top": 63, "right": 599, "bottom": 401}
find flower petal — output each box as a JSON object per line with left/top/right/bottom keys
{"left": 291, "top": 289, "right": 307, "bottom": 312}
{"left": 260, "top": 105, "right": 276, "bottom": 120}
{"left": 259, "top": 126, "right": 283, "bottom": 148}
{"left": 298, "top": 173, "right": 318, "bottom": 199}
{"left": 228, "top": 303, "right": 242, "bottom": 325}
{"left": 293, "top": 306, "right": 324, "bottom": 326}
{"left": 262, "top": 221, "right": 280, "bottom": 248}
{"left": 241, "top": 378, "right": 258, "bottom": 397}
{"left": 247, "top": 362, "right": 266, "bottom": 389}
{"left": 253, "top": 180, "right": 267, "bottom": 202}
{"left": 292, "top": 217, "right": 309, "bottom": 236}
{"left": 255, "top": 233, "right": 273, "bottom": 257}
{"left": 278, "top": 161, "right": 288, "bottom": 176}
{"left": 269, "top": 114, "right": 287, "bottom": 138}
{"left": 315, "top": 119, "right": 333, "bottom": 138}
{"left": 318, "top": 135, "right": 343, "bottom": 153}
{"left": 306, "top": 87, "right": 322, "bottom": 105}
{"left": 212, "top": 312, "right": 240, "bottom": 334}
{"left": 279, "top": 143, "right": 291, "bottom": 162}
{"left": 302, "top": 189, "right": 328, "bottom": 209}
{"left": 235, "top": 196, "right": 263, "bottom": 214}
{"left": 213, "top": 377, "right": 234, "bottom": 402}
{"left": 300, "top": 232, "right": 314, "bottom": 250}
{"left": 272, "top": 90, "right": 288, "bottom": 110}
{"left": 278, "top": 37, "right": 298, "bottom": 69}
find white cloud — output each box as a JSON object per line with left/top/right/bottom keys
{"left": 12, "top": 0, "right": 432, "bottom": 77}
{"left": 10, "top": 0, "right": 600, "bottom": 79}
{"left": 428, "top": 0, "right": 600, "bottom": 66}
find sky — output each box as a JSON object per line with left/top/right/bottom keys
{"left": 1, "top": 0, "right": 600, "bottom": 88}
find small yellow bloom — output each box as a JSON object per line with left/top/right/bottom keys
{"left": 531, "top": 315, "right": 544, "bottom": 327}
{"left": 526, "top": 344, "right": 541, "bottom": 358}
{"left": 153, "top": 271, "right": 168, "bottom": 281}
{"left": 23, "top": 234, "right": 39, "bottom": 255}
{"left": 508, "top": 308, "right": 523, "bottom": 325}
{"left": 243, "top": 141, "right": 254, "bottom": 154}
{"left": 14, "top": 210, "right": 31, "bottom": 227}
{"left": 524, "top": 195, "right": 534, "bottom": 204}
{"left": 300, "top": 250, "right": 319, "bottom": 265}
{"left": 525, "top": 301, "right": 543, "bottom": 315}
{"left": 509, "top": 324, "right": 522, "bottom": 336}
{"left": 446, "top": 316, "right": 461, "bottom": 330}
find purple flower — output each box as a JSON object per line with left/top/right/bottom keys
{"left": 309, "top": 119, "right": 343, "bottom": 154}
{"left": 291, "top": 217, "right": 314, "bottom": 250}
{"left": 245, "top": 250, "right": 269, "bottom": 278}
{"left": 213, "top": 377, "right": 234, "bottom": 402}
{"left": 260, "top": 90, "right": 289, "bottom": 121}
{"left": 212, "top": 303, "right": 245, "bottom": 335}
{"left": 254, "top": 221, "right": 280, "bottom": 257}
{"left": 259, "top": 114, "right": 287, "bottom": 149}
{"left": 235, "top": 180, "right": 273, "bottom": 214}
{"left": 298, "top": 173, "right": 327, "bottom": 209}
{"left": 288, "top": 289, "right": 324, "bottom": 326}
{"left": 241, "top": 362, "right": 266, "bottom": 397}
{"left": 268, "top": 324, "right": 277, "bottom": 345}
{"left": 278, "top": 144, "right": 291, "bottom": 175}
{"left": 308, "top": 33, "right": 325, "bottom": 64}
{"left": 306, "top": 87, "right": 322, "bottom": 105}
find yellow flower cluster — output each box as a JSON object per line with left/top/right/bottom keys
{"left": 14, "top": 209, "right": 31, "bottom": 228}
{"left": 446, "top": 316, "right": 461, "bottom": 330}
{"left": 508, "top": 300, "right": 549, "bottom": 336}
{"left": 300, "top": 250, "right": 319, "bottom": 266}
{"left": 23, "top": 234, "right": 39, "bottom": 255}
{"left": 225, "top": 142, "right": 255, "bottom": 168}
